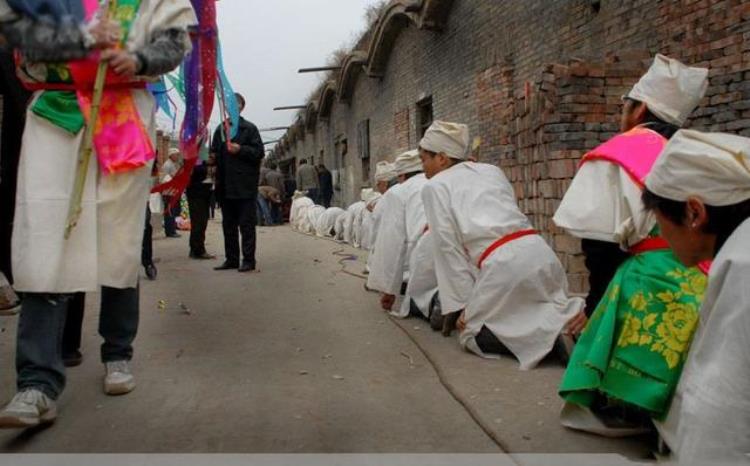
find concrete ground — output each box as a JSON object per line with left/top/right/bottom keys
{"left": 0, "top": 220, "right": 655, "bottom": 458}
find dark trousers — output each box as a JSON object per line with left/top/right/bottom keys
{"left": 475, "top": 326, "right": 513, "bottom": 356}
{"left": 321, "top": 192, "right": 333, "bottom": 209}
{"left": 221, "top": 197, "right": 257, "bottom": 267}
{"left": 187, "top": 189, "right": 211, "bottom": 255}
{"left": 163, "top": 196, "right": 180, "bottom": 236}
{"left": 62, "top": 292, "right": 86, "bottom": 357}
{"left": 306, "top": 188, "right": 319, "bottom": 204}
{"left": 142, "top": 205, "right": 153, "bottom": 267}
{"left": 17, "top": 286, "right": 139, "bottom": 399}
{"left": 209, "top": 191, "right": 216, "bottom": 219}
{"left": 581, "top": 239, "right": 630, "bottom": 317}
{"left": 271, "top": 203, "right": 282, "bottom": 225}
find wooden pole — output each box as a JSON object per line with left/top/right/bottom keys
{"left": 65, "top": 0, "right": 115, "bottom": 239}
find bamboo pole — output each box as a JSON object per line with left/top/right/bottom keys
{"left": 65, "top": 0, "right": 116, "bottom": 239}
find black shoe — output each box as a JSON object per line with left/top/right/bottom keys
{"left": 63, "top": 350, "right": 83, "bottom": 368}
{"left": 166, "top": 233, "right": 181, "bottom": 238}
{"left": 238, "top": 263, "right": 256, "bottom": 273}
{"left": 144, "top": 264, "right": 157, "bottom": 280}
{"left": 214, "top": 262, "right": 239, "bottom": 270}
{"left": 190, "top": 252, "right": 216, "bottom": 260}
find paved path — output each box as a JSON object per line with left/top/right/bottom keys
{"left": 0, "top": 221, "right": 652, "bottom": 458}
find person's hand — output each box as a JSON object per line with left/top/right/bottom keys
{"left": 227, "top": 142, "right": 241, "bottom": 155}
{"left": 366, "top": 204, "right": 375, "bottom": 212}
{"left": 380, "top": 294, "right": 396, "bottom": 311}
{"left": 101, "top": 49, "right": 140, "bottom": 76}
{"left": 565, "top": 310, "right": 588, "bottom": 337}
{"left": 456, "top": 310, "right": 467, "bottom": 331}
{"left": 88, "top": 19, "right": 122, "bottom": 49}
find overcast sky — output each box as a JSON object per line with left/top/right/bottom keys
{"left": 158, "top": 1, "right": 379, "bottom": 146}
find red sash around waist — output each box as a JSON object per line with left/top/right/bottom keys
{"left": 478, "top": 229, "right": 538, "bottom": 269}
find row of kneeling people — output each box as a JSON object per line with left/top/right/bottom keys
{"left": 295, "top": 54, "right": 750, "bottom": 463}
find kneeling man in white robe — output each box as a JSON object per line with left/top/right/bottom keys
{"left": 419, "top": 121, "right": 585, "bottom": 370}
{"left": 366, "top": 150, "right": 428, "bottom": 317}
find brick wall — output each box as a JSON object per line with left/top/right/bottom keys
{"left": 275, "top": 0, "right": 750, "bottom": 292}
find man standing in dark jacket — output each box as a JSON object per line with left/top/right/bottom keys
{"left": 212, "top": 94, "right": 265, "bottom": 272}
{"left": 318, "top": 164, "right": 334, "bottom": 208}
{"left": 186, "top": 150, "right": 215, "bottom": 260}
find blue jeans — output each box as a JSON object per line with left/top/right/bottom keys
{"left": 257, "top": 195, "right": 273, "bottom": 226}
{"left": 16, "top": 286, "right": 139, "bottom": 399}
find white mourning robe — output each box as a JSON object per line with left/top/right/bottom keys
{"left": 290, "top": 196, "right": 314, "bottom": 231}
{"left": 657, "top": 218, "right": 750, "bottom": 462}
{"left": 315, "top": 207, "right": 345, "bottom": 237}
{"left": 303, "top": 205, "right": 326, "bottom": 235}
{"left": 11, "top": 0, "right": 196, "bottom": 292}
{"left": 367, "top": 174, "right": 428, "bottom": 304}
{"left": 359, "top": 194, "right": 382, "bottom": 251}
{"left": 553, "top": 159, "right": 655, "bottom": 249}
{"left": 401, "top": 229, "right": 438, "bottom": 319}
{"left": 333, "top": 210, "right": 348, "bottom": 241}
{"left": 343, "top": 201, "right": 366, "bottom": 247}
{"left": 422, "top": 162, "right": 583, "bottom": 369}
{"left": 365, "top": 187, "right": 395, "bottom": 273}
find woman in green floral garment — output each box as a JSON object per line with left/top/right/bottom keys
{"left": 559, "top": 246, "right": 706, "bottom": 417}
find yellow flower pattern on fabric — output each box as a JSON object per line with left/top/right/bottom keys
{"left": 616, "top": 268, "right": 706, "bottom": 369}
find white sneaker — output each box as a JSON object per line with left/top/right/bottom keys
{"left": 104, "top": 360, "right": 136, "bottom": 396}
{"left": 0, "top": 389, "right": 57, "bottom": 428}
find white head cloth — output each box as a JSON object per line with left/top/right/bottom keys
{"left": 645, "top": 129, "right": 750, "bottom": 206}
{"left": 419, "top": 120, "right": 470, "bottom": 160}
{"left": 393, "top": 150, "right": 422, "bottom": 176}
{"left": 375, "top": 161, "right": 397, "bottom": 182}
{"left": 626, "top": 54, "right": 708, "bottom": 127}
{"left": 168, "top": 147, "right": 181, "bottom": 157}
{"left": 360, "top": 188, "right": 375, "bottom": 202}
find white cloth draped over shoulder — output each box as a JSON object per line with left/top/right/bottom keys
{"left": 11, "top": 0, "right": 196, "bottom": 293}
{"left": 657, "top": 219, "right": 750, "bottom": 462}
{"left": 553, "top": 158, "right": 655, "bottom": 249}
{"left": 422, "top": 162, "right": 583, "bottom": 369}
{"left": 367, "top": 174, "right": 428, "bottom": 299}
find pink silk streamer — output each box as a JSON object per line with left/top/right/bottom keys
{"left": 71, "top": 0, "right": 155, "bottom": 175}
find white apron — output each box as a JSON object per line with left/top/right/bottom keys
{"left": 422, "top": 163, "right": 583, "bottom": 369}
{"left": 11, "top": 0, "right": 196, "bottom": 293}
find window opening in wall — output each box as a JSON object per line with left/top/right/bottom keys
{"left": 417, "top": 96, "right": 433, "bottom": 139}
{"left": 357, "top": 119, "right": 371, "bottom": 183}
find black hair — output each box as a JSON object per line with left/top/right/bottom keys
{"left": 624, "top": 97, "right": 679, "bottom": 139}
{"left": 234, "top": 93, "right": 246, "bottom": 108}
{"left": 643, "top": 189, "right": 750, "bottom": 254}
{"left": 421, "top": 148, "right": 464, "bottom": 167}
{"left": 401, "top": 171, "right": 422, "bottom": 180}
